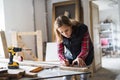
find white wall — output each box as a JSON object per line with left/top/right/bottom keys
{"left": 4, "top": 0, "right": 34, "bottom": 45}
{"left": 99, "top": 7, "right": 119, "bottom": 25}
{"left": 0, "top": 0, "right": 5, "bottom": 30}
{"left": 1, "top": 0, "right": 47, "bottom": 58}
{"left": 0, "top": 0, "right": 6, "bottom": 57}
{"left": 4, "top": 0, "right": 34, "bottom": 32}
{"left": 33, "top": 0, "right": 47, "bottom": 55}
{"left": 3, "top": 0, "right": 36, "bottom": 56}
{"left": 34, "top": 0, "right": 47, "bottom": 42}
{"left": 81, "top": 0, "right": 91, "bottom": 35}
{"left": 81, "top": 0, "right": 90, "bottom": 27}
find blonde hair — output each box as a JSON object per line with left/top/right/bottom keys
{"left": 54, "top": 15, "right": 72, "bottom": 43}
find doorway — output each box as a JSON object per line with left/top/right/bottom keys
{"left": 92, "top": 0, "right": 120, "bottom": 58}
{"left": 90, "top": 0, "right": 120, "bottom": 76}
{"left": 90, "top": 0, "right": 120, "bottom": 72}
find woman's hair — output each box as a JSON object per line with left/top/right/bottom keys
{"left": 54, "top": 15, "right": 80, "bottom": 42}
{"left": 54, "top": 15, "right": 72, "bottom": 42}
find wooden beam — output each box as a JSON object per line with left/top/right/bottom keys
{"left": 0, "top": 31, "right": 9, "bottom": 58}
{"left": 36, "top": 30, "right": 43, "bottom": 61}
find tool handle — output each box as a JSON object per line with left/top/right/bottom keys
{"left": 9, "top": 52, "right": 13, "bottom": 64}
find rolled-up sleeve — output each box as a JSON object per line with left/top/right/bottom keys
{"left": 57, "top": 42, "right": 66, "bottom": 61}
{"left": 77, "top": 31, "right": 90, "bottom": 60}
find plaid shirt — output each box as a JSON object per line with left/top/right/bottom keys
{"left": 57, "top": 31, "right": 90, "bottom": 61}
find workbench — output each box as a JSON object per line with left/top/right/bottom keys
{"left": 0, "top": 59, "right": 91, "bottom": 80}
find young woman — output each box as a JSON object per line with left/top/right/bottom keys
{"left": 54, "top": 15, "right": 94, "bottom": 68}
{"left": 54, "top": 15, "right": 94, "bottom": 80}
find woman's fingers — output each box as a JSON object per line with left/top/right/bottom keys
{"left": 72, "top": 58, "right": 86, "bottom": 67}
{"left": 63, "top": 59, "right": 70, "bottom": 66}
{"left": 72, "top": 60, "right": 76, "bottom": 66}
{"left": 78, "top": 58, "right": 86, "bottom": 67}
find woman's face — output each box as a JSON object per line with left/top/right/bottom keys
{"left": 57, "top": 25, "right": 72, "bottom": 38}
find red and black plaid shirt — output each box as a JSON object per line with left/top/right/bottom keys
{"left": 57, "top": 31, "right": 90, "bottom": 61}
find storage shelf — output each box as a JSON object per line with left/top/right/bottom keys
{"left": 99, "top": 23, "right": 115, "bottom": 54}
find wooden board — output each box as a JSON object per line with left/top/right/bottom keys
{"left": 0, "top": 68, "right": 25, "bottom": 79}
{"left": 60, "top": 64, "right": 94, "bottom": 77}
{"left": 0, "top": 31, "right": 9, "bottom": 58}
{"left": 0, "top": 69, "right": 8, "bottom": 73}
{"left": 60, "top": 66, "right": 89, "bottom": 72}
{"left": 0, "top": 69, "right": 8, "bottom": 79}
{"left": 0, "top": 67, "right": 38, "bottom": 79}
{"left": 8, "top": 69, "right": 25, "bottom": 79}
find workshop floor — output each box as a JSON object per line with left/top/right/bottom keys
{"left": 91, "top": 57, "right": 120, "bottom": 80}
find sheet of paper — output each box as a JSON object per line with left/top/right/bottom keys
{"left": 45, "top": 42, "right": 59, "bottom": 61}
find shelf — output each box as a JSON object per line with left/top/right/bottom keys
{"left": 99, "top": 23, "right": 115, "bottom": 53}
{"left": 100, "top": 31, "right": 112, "bottom": 33}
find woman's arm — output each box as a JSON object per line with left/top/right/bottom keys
{"left": 57, "top": 42, "right": 66, "bottom": 61}
{"left": 57, "top": 43, "right": 70, "bottom": 66}
{"left": 77, "top": 31, "right": 90, "bottom": 60}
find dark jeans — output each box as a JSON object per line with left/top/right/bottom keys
{"left": 64, "top": 49, "right": 73, "bottom": 64}
{"left": 63, "top": 74, "right": 89, "bottom": 80}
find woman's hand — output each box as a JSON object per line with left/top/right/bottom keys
{"left": 60, "top": 59, "right": 70, "bottom": 66}
{"left": 72, "top": 57, "right": 86, "bottom": 67}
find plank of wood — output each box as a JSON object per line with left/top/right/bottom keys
{"left": 0, "top": 77, "right": 8, "bottom": 80}
{"left": 0, "top": 69, "right": 8, "bottom": 80}
{"left": 30, "top": 66, "right": 44, "bottom": 73}
{"left": 0, "top": 69, "right": 8, "bottom": 79}
{"left": 0, "top": 69, "right": 8, "bottom": 74}
{"left": 0, "top": 73, "right": 8, "bottom": 77}
{"left": 8, "top": 69, "right": 25, "bottom": 79}
{"left": 60, "top": 66, "right": 89, "bottom": 72}
{"left": 0, "top": 31, "right": 9, "bottom": 58}
{"left": 36, "top": 30, "right": 43, "bottom": 61}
